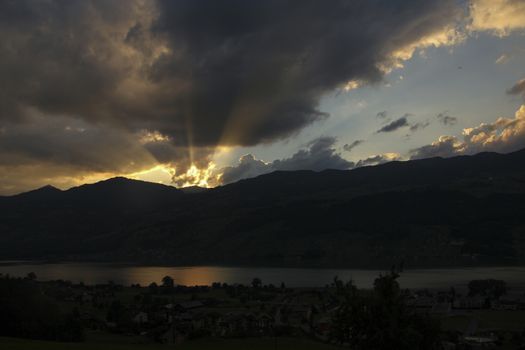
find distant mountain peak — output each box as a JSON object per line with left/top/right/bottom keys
{"left": 13, "top": 184, "right": 62, "bottom": 198}
{"left": 74, "top": 176, "right": 177, "bottom": 190}
{"left": 2, "top": 147, "right": 525, "bottom": 267}
{"left": 97, "top": 176, "right": 138, "bottom": 184}
{"left": 40, "top": 184, "right": 60, "bottom": 191}
{"left": 65, "top": 176, "right": 182, "bottom": 200}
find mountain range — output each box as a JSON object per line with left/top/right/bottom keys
{"left": 2, "top": 149, "right": 525, "bottom": 268}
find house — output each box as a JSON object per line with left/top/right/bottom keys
{"left": 492, "top": 297, "right": 519, "bottom": 311}
{"left": 313, "top": 316, "right": 331, "bottom": 341}
{"left": 80, "top": 292, "right": 93, "bottom": 303}
{"left": 463, "top": 334, "right": 498, "bottom": 349}
{"left": 160, "top": 325, "right": 187, "bottom": 344}
{"left": 153, "top": 308, "right": 172, "bottom": 323}
{"left": 175, "top": 301, "right": 205, "bottom": 312}
{"left": 431, "top": 302, "right": 451, "bottom": 315}
{"left": 288, "top": 305, "right": 312, "bottom": 324}
{"left": 256, "top": 313, "right": 274, "bottom": 332}
{"left": 407, "top": 296, "right": 435, "bottom": 309}
{"left": 217, "top": 313, "right": 257, "bottom": 337}
{"left": 133, "top": 311, "right": 149, "bottom": 324}
{"left": 174, "top": 312, "right": 194, "bottom": 323}
{"left": 453, "top": 296, "right": 485, "bottom": 310}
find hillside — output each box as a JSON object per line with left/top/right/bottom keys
{"left": 1, "top": 150, "right": 525, "bottom": 268}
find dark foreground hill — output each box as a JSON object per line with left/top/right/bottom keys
{"left": 2, "top": 149, "right": 525, "bottom": 268}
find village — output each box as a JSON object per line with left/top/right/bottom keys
{"left": 26, "top": 274, "right": 525, "bottom": 350}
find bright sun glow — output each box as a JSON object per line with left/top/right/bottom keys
{"left": 127, "top": 165, "right": 175, "bottom": 185}
{"left": 121, "top": 145, "right": 233, "bottom": 189}
{"left": 172, "top": 162, "right": 221, "bottom": 188}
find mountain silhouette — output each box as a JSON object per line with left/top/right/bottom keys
{"left": 1, "top": 149, "right": 525, "bottom": 268}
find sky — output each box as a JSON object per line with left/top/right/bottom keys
{"left": 0, "top": 0, "right": 525, "bottom": 195}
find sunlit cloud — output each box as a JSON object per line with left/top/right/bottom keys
{"left": 138, "top": 130, "right": 172, "bottom": 144}
{"left": 495, "top": 53, "right": 510, "bottom": 64}
{"left": 469, "top": 0, "right": 525, "bottom": 36}
{"left": 343, "top": 80, "right": 363, "bottom": 91}
{"left": 127, "top": 164, "right": 174, "bottom": 185}
{"left": 382, "top": 23, "right": 466, "bottom": 74}
{"left": 1, "top": 0, "right": 524, "bottom": 194}
{"left": 411, "top": 105, "right": 525, "bottom": 159}
{"left": 171, "top": 162, "right": 221, "bottom": 188}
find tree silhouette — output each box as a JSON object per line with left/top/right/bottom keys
{"left": 468, "top": 279, "right": 506, "bottom": 299}
{"left": 161, "top": 276, "right": 174, "bottom": 289}
{"left": 330, "top": 272, "right": 441, "bottom": 350}
{"left": 251, "top": 277, "right": 262, "bottom": 289}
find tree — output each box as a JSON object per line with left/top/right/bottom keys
{"left": 252, "top": 277, "right": 262, "bottom": 289}
{"left": 106, "top": 300, "right": 124, "bottom": 323}
{"left": 0, "top": 276, "right": 84, "bottom": 341}
{"left": 468, "top": 279, "right": 507, "bottom": 299}
{"left": 161, "top": 276, "right": 174, "bottom": 289}
{"left": 148, "top": 282, "right": 159, "bottom": 294}
{"left": 330, "top": 272, "right": 441, "bottom": 350}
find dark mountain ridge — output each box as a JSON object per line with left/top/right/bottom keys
{"left": 1, "top": 149, "right": 525, "bottom": 268}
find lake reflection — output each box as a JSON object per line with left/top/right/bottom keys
{"left": 1, "top": 262, "right": 525, "bottom": 290}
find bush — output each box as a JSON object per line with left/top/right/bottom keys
{"left": 0, "top": 276, "right": 84, "bottom": 342}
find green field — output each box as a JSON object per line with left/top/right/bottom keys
{"left": 0, "top": 337, "right": 338, "bottom": 350}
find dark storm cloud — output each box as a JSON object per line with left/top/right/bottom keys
{"left": 219, "top": 154, "right": 270, "bottom": 185}
{"left": 220, "top": 137, "right": 354, "bottom": 184}
{"left": 377, "top": 116, "right": 410, "bottom": 133}
{"left": 273, "top": 137, "right": 354, "bottom": 171}
{"left": 0, "top": 1, "right": 147, "bottom": 122}
{"left": 0, "top": 114, "right": 155, "bottom": 173}
{"left": 219, "top": 136, "right": 403, "bottom": 184}
{"left": 437, "top": 113, "right": 458, "bottom": 126}
{"left": 148, "top": 0, "right": 462, "bottom": 146}
{"left": 343, "top": 140, "right": 365, "bottom": 152}
{"left": 0, "top": 0, "right": 464, "bottom": 192}
{"left": 0, "top": 0, "right": 462, "bottom": 145}
{"left": 507, "top": 78, "right": 525, "bottom": 99}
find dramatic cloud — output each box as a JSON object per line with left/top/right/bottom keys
{"left": 355, "top": 153, "right": 401, "bottom": 168}
{"left": 377, "top": 116, "right": 410, "bottom": 133}
{"left": 0, "top": 115, "right": 155, "bottom": 173}
{"left": 410, "top": 104, "right": 525, "bottom": 159}
{"left": 12, "top": 1, "right": 525, "bottom": 193}
{"left": 150, "top": 0, "right": 465, "bottom": 146}
{"left": 409, "top": 136, "right": 463, "bottom": 160}
{"left": 507, "top": 78, "right": 525, "bottom": 99}
{"left": 0, "top": 0, "right": 466, "bottom": 193}
{"left": 219, "top": 137, "right": 404, "bottom": 185}
{"left": 437, "top": 113, "right": 458, "bottom": 126}
{"left": 220, "top": 137, "right": 354, "bottom": 184}
{"left": 343, "top": 140, "right": 365, "bottom": 152}
{"left": 0, "top": 111, "right": 159, "bottom": 195}
{"left": 469, "top": 0, "right": 525, "bottom": 36}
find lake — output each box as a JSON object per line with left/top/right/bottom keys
{"left": 1, "top": 262, "right": 525, "bottom": 290}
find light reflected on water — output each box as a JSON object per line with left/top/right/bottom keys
{"left": 1, "top": 262, "right": 525, "bottom": 290}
